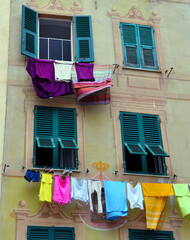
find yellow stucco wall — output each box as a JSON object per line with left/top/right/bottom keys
{"left": 2, "top": 0, "right": 190, "bottom": 239}
{"left": 0, "top": 0, "right": 10, "bottom": 197}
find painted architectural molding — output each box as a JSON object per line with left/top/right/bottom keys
{"left": 108, "top": 5, "right": 166, "bottom": 73}
{"left": 27, "top": 0, "right": 83, "bottom": 16}
{"left": 22, "top": 87, "right": 85, "bottom": 173}
{"left": 13, "top": 201, "right": 84, "bottom": 240}
{"left": 150, "top": 0, "right": 190, "bottom": 4}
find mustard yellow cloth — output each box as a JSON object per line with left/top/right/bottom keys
{"left": 142, "top": 183, "right": 174, "bottom": 230}
{"left": 39, "top": 173, "right": 53, "bottom": 202}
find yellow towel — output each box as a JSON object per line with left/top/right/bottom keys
{"left": 142, "top": 183, "right": 174, "bottom": 230}
{"left": 39, "top": 173, "right": 53, "bottom": 202}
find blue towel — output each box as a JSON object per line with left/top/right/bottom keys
{"left": 104, "top": 181, "right": 128, "bottom": 220}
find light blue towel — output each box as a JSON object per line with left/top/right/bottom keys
{"left": 104, "top": 181, "right": 128, "bottom": 220}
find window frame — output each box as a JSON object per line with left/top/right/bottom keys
{"left": 120, "top": 23, "right": 159, "bottom": 70}
{"left": 33, "top": 106, "right": 79, "bottom": 170}
{"left": 120, "top": 112, "right": 168, "bottom": 175}
{"left": 38, "top": 17, "right": 74, "bottom": 63}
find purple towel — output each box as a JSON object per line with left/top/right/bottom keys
{"left": 75, "top": 62, "right": 95, "bottom": 82}
{"left": 26, "top": 57, "right": 74, "bottom": 98}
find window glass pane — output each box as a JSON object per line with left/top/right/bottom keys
{"left": 40, "top": 19, "right": 71, "bottom": 40}
{"left": 59, "top": 147, "right": 75, "bottom": 168}
{"left": 63, "top": 41, "right": 71, "bottom": 61}
{"left": 147, "top": 153, "right": 164, "bottom": 174}
{"left": 49, "top": 39, "right": 62, "bottom": 60}
{"left": 39, "top": 38, "right": 48, "bottom": 59}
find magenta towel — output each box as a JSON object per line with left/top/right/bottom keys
{"left": 75, "top": 62, "right": 95, "bottom": 82}
{"left": 53, "top": 175, "right": 71, "bottom": 205}
{"left": 26, "top": 57, "right": 74, "bottom": 98}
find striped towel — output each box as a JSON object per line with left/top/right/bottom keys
{"left": 142, "top": 183, "right": 174, "bottom": 230}
{"left": 71, "top": 65, "right": 113, "bottom": 104}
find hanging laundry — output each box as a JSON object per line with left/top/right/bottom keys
{"left": 75, "top": 62, "right": 95, "bottom": 82}
{"left": 127, "top": 182, "right": 144, "bottom": 210}
{"left": 142, "top": 183, "right": 174, "bottom": 230}
{"left": 104, "top": 181, "right": 128, "bottom": 220}
{"left": 26, "top": 57, "right": 74, "bottom": 98}
{"left": 71, "top": 177, "right": 89, "bottom": 204}
{"left": 72, "top": 64, "right": 113, "bottom": 104}
{"left": 173, "top": 184, "right": 190, "bottom": 219}
{"left": 53, "top": 61, "right": 73, "bottom": 82}
{"left": 39, "top": 173, "right": 53, "bottom": 202}
{"left": 88, "top": 180, "right": 103, "bottom": 213}
{"left": 24, "top": 169, "right": 40, "bottom": 182}
{"left": 53, "top": 175, "right": 71, "bottom": 205}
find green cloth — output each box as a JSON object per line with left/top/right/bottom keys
{"left": 173, "top": 184, "right": 190, "bottom": 219}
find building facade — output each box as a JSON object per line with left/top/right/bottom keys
{"left": 1, "top": 0, "right": 190, "bottom": 239}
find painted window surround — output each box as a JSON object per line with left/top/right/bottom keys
{"left": 108, "top": 6, "right": 166, "bottom": 74}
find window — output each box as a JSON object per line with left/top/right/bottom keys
{"left": 129, "top": 229, "right": 174, "bottom": 240}
{"left": 120, "top": 23, "right": 158, "bottom": 70}
{"left": 27, "top": 226, "right": 75, "bottom": 240}
{"left": 120, "top": 112, "right": 169, "bottom": 175}
{"left": 33, "top": 106, "right": 79, "bottom": 169}
{"left": 21, "top": 5, "right": 94, "bottom": 62}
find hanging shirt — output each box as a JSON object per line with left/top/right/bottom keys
{"left": 53, "top": 61, "right": 73, "bottom": 82}
{"left": 53, "top": 175, "right": 71, "bottom": 205}
{"left": 127, "top": 182, "right": 144, "bottom": 210}
{"left": 142, "top": 183, "right": 174, "bottom": 230}
{"left": 88, "top": 180, "right": 103, "bottom": 213}
{"left": 173, "top": 184, "right": 190, "bottom": 219}
{"left": 71, "top": 177, "right": 89, "bottom": 204}
{"left": 39, "top": 173, "right": 53, "bottom": 202}
{"left": 75, "top": 62, "right": 95, "bottom": 82}
{"left": 104, "top": 181, "right": 128, "bottom": 220}
{"left": 26, "top": 57, "right": 74, "bottom": 98}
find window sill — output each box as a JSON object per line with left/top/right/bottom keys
{"left": 122, "top": 66, "right": 162, "bottom": 74}
{"left": 32, "top": 168, "right": 81, "bottom": 173}
{"left": 123, "top": 172, "right": 170, "bottom": 178}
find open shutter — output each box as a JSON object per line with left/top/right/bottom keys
{"left": 120, "top": 23, "right": 139, "bottom": 67}
{"left": 74, "top": 16, "right": 94, "bottom": 62}
{"left": 54, "top": 227, "right": 75, "bottom": 240}
{"left": 138, "top": 26, "right": 158, "bottom": 69}
{"left": 120, "top": 112, "right": 147, "bottom": 155}
{"left": 142, "top": 115, "right": 169, "bottom": 157}
{"left": 27, "top": 226, "right": 50, "bottom": 240}
{"left": 21, "top": 5, "right": 38, "bottom": 58}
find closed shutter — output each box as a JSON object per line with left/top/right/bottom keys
{"left": 120, "top": 112, "right": 147, "bottom": 155}
{"left": 142, "top": 115, "right": 169, "bottom": 157}
{"left": 129, "top": 229, "right": 175, "bottom": 240}
{"left": 120, "top": 23, "right": 139, "bottom": 67}
{"left": 21, "top": 5, "right": 38, "bottom": 58}
{"left": 54, "top": 227, "right": 75, "bottom": 240}
{"left": 74, "top": 16, "right": 94, "bottom": 62}
{"left": 27, "top": 226, "right": 49, "bottom": 240}
{"left": 138, "top": 26, "right": 158, "bottom": 69}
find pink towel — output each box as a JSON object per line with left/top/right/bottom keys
{"left": 53, "top": 175, "right": 71, "bottom": 205}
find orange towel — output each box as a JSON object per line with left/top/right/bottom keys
{"left": 142, "top": 183, "right": 174, "bottom": 230}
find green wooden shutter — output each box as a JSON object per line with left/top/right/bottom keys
{"left": 58, "top": 108, "right": 78, "bottom": 168}
{"left": 21, "top": 5, "right": 38, "bottom": 58}
{"left": 120, "top": 23, "right": 139, "bottom": 67}
{"left": 142, "top": 115, "right": 169, "bottom": 157}
{"left": 138, "top": 26, "right": 158, "bottom": 69}
{"left": 54, "top": 227, "right": 75, "bottom": 240}
{"left": 27, "top": 226, "right": 50, "bottom": 240}
{"left": 74, "top": 16, "right": 94, "bottom": 62}
{"left": 129, "top": 229, "right": 175, "bottom": 240}
{"left": 120, "top": 112, "right": 147, "bottom": 155}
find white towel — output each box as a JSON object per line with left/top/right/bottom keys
{"left": 53, "top": 61, "right": 73, "bottom": 82}
{"left": 71, "top": 177, "right": 89, "bottom": 204}
{"left": 88, "top": 180, "right": 103, "bottom": 213}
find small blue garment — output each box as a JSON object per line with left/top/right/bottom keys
{"left": 24, "top": 169, "right": 40, "bottom": 182}
{"left": 104, "top": 180, "right": 128, "bottom": 220}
